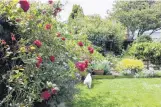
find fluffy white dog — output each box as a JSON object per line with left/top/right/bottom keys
{"left": 84, "top": 73, "right": 92, "bottom": 88}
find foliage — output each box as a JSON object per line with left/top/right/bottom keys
{"left": 0, "top": 0, "right": 78, "bottom": 106}
{"left": 116, "top": 58, "right": 144, "bottom": 73}
{"left": 127, "top": 42, "right": 161, "bottom": 65}
{"left": 87, "top": 18, "right": 126, "bottom": 55}
{"left": 112, "top": 0, "right": 161, "bottom": 38}
{"left": 134, "top": 35, "right": 152, "bottom": 43}
{"left": 68, "top": 5, "right": 85, "bottom": 34}
{"left": 135, "top": 69, "right": 161, "bottom": 78}
{"left": 71, "top": 79, "right": 161, "bottom": 107}
{"left": 91, "top": 60, "right": 110, "bottom": 75}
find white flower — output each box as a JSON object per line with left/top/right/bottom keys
{"left": 16, "top": 4, "right": 20, "bottom": 8}
{"left": 54, "top": 87, "right": 60, "bottom": 91}
{"left": 47, "top": 81, "right": 53, "bottom": 87}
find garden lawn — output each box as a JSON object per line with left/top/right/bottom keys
{"left": 72, "top": 78, "right": 161, "bottom": 107}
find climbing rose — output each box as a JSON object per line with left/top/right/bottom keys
{"left": 88, "top": 46, "right": 92, "bottom": 51}
{"left": 56, "top": 8, "right": 62, "bottom": 12}
{"left": 1, "top": 40, "right": 6, "bottom": 45}
{"left": 51, "top": 88, "right": 57, "bottom": 94}
{"left": 75, "top": 62, "right": 86, "bottom": 72}
{"left": 78, "top": 41, "right": 83, "bottom": 47}
{"left": 19, "top": 0, "right": 30, "bottom": 12}
{"left": 56, "top": 32, "right": 61, "bottom": 37}
{"left": 61, "top": 37, "right": 65, "bottom": 41}
{"left": 36, "top": 56, "right": 43, "bottom": 68}
{"left": 84, "top": 60, "right": 89, "bottom": 68}
{"left": 15, "top": 18, "right": 21, "bottom": 22}
{"left": 89, "top": 48, "right": 94, "bottom": 54}
{"left": 48, "top": 0, "right": 53, "bottom": 4}
{"left": 41, "top": 90, "right": 51, "bottom": 100}
{"left": 33, "top": 40, "right": 42, "bottom": 48}
{"left": 49, "top": 56, "right": 55, "bottom": 62}
{"left": 11, "top": 33, "right": 16, "bottom": 41}
{"left": 37, "top": 56, "right": 43, "bottom": 63}
{"left": 88, "top": 46, "right": 94, "bottom": 54}
{"left": 45, "top": 24, "right": 51, "bottom": 30}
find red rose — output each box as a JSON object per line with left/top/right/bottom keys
{"left": 41, "top": 90, "right": 51, "bottom": 100}
{"left": 61, "top": 37, "right": 66, "bottom": 41}
{"left": 36, "top": 56, "right": 42, "bottom": 68}
{"left": 11, "top": 33, "right": 16, "bottom": 41}
{"left": 56, "top": 8, "right": 62, "bottom": 12}
{"left": 33, "top": 40, "right": 42, "bottom": 48}
{"left": 19, "top": 0, "right": 30, "bottom": 12}
{"left": 88, "top": 46, "right": 94, "bottom": 54}
{"left": 48, "top": 0, "right": 53, "bottom": 4}
{"left": 15, "top": 18, "right": 21, "bottom": 22}
{"left": 75, "top": 62, "right": 86, "bottom": 72}
{"left": 78, "top": 41, "right": 83, "bottom": 47}
{"left": 51, "top": 88, "right": 57, "bottom": 94}
{"left": 1, "top": 40, "right": 6, "bottom": 45}
{"left": 45, "top": 24, "right": 51, "bottom": 30}
{"left": 56, "top": 32, "right": 61, "bottom": 37}
{"left": 84, "top": 60, "right": 89, "bottom": 68}
{"left": 49, "top": 56, "right": 55, "bottom": 62}
{"left": 37, "top": 56, "right": 43, "bottom": 63}
{"left": 89, "top": 48, "right": 94, "bottom": 54}
{"left": 88, "top": 46, "right": 92, "bottom": 51}
{"left": 36, "top": 62, "right": 41, "bottom": 68}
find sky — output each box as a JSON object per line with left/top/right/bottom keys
{"left": 43, "top": 0, "right": 115, "bottom": 21}
{"left": 59, "top": 0, "right": 115, "bottom": 21}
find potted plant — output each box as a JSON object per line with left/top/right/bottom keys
{"left": 92, "top": 61, "right": 110, "bottom": 75}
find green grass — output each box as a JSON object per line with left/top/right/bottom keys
{"left": 71, "top": 78, "right": 161, "bottom": 107}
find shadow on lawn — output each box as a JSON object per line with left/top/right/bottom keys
{"left": 68, "top": 92, "right": 120, "bottom": 107}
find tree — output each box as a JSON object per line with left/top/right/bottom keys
{"left": 68, "top": 4, "right": 84, "bottom": 20}
{"left": 68, "top": 5, "right": 85, "bottom": 34}
{"left": 112, "top": 0, "right": 161, "bottom": 38}
{"left": 86, "top": 16, "right": 126, "bottom": 55}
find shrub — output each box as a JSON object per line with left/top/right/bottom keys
{"left": 127, "top": 42, "right": 161, "bottom": 65}
{"left": 116, "top": 58, "right": 144, "bottom": 73}
{"left": 87, "top": 19, "right": 126, "bottom": 55}
{"left": 0, "top": 1, "right": 78, "bottom": 106}
{"left": 135, "top": 35, "right": 152, "bottom": 43}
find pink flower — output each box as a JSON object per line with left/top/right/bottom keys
{"left": 75, "top": 62, "right": 86, "bottom": 72}
{"left": 41, "top": 90, "right": 51, "bottom": 100}
{"left": 45, "top": 24, "right": 51, "bottom": 30}
{"left": 48, "top": 0, "right": 53, "bottom": 4}
{"left": 19, "top": 0, "right": 30, "bottom": 12}
{"left": 11, "top": 33, "right": 16, "bottom": 41}
{"left": 1, "top": 40, "right": 6, "bottom": 45}
{"left": 33, "top": 40, "right": 42, "bottom": 48}
{"left": 78, "top": 41, "right": 83, "bottom": 47}
{"left": 49, "top": 56, "right": 55, "bottom": 62}
{"left": 51, "top": 88, "right": 57, "bottom": 94}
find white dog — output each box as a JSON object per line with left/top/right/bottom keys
{"left": 84, "top": 73, "right": 92, "bottom": 89}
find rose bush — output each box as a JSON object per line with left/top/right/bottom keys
{"left": 0, "top": 0, "right": 79, "bottom": 107}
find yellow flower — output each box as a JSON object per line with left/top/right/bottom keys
{"left": 30, "top": 46, "right": 36, "bottom": 51}
{"left": 116, "top": 58, "right": 144, "bottom": 72}
{"left": 20, "top": 47, "right": 26, "bottom": 53}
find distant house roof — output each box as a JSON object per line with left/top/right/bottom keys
{"left": 128, "top": 30, "right": 161, "bottom": 41}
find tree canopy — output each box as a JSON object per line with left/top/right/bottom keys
{"left": 112, "top": 0, "right": 161, "bottom": 38}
